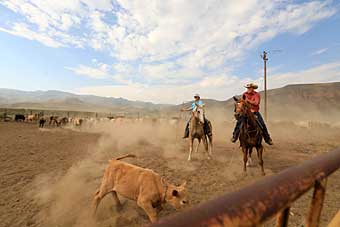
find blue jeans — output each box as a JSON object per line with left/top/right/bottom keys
{"left": 232, "top": 112, "right": 270, "bottom": 139}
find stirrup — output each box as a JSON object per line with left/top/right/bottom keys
{"left": 265, "top": 138, "right": 273, "bottom": 145}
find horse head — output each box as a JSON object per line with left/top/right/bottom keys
{"left": 233, "top": 96, "right": 251, "bottom": 119}
{"left": 192, "top": 105, "right": 205, "bottom": 124}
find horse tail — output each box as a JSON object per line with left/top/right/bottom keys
{"left": 115, "top": 154, "right": 136, "bottom": 160}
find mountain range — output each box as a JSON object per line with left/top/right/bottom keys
{"left": 1, "top": 82, "right": 340, "bottom": 122}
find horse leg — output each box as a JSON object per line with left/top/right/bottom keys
{"left": 242, "top": 146, "right": 248, "bottom": 175}
{"left": 202, "top": 136, "right": 210, "bottom": 159}
{"left": 188, "top": 137, "right": 193, "bottom": 161}
{"left": 257, "top": 145, "right": 265, "bottom": 175}
{"left": 247, "top": 147, "right": 253, "bottom": 167}
{"left": 195, "top": 139, "right": 200, "bottom": 153}
{"left": 207, "top": 135, "right": 213, "bottom": 156}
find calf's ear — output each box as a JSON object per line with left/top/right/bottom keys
{"left": 172, "top": 190, "right": 178, "bottom": 197}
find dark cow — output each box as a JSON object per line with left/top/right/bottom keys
{"left": 49, "top": 116, "right": 58, "bottom": 125}
{"left": 51, "top": 117, "right": 69, "bottom": 127}
{"left": 14, "top": 114, "right": 25, "bottom": 122}
{"left": 39, "top": 117, "right": 46, "bottom": 128}
{"left": 57, "top": 117, "right": 69, "bottom": 126}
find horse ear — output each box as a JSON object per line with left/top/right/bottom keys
{"left": 233, "top": 96, "right": 239, "bottom": 102}
{"left": 242, "top": 94, "right": 246, "bottom": 100}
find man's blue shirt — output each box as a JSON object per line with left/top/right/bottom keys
{"left": 191, "top": 100, "right": 204, "bottom": 110}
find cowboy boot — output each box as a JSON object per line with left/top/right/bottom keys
{"left": 183, "top": 123, "right": 189, "bottom": 138}
{"left": 264, "top": 135, "right": 274, "bottom": 145}
{"left": 231, "top": 120, "right": 241, "bottom": 143}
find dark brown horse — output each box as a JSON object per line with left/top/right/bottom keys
{"left": 233, "top": 97, "right": 265, "bottom": 175}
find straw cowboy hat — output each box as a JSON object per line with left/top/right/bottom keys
{"left": 194, "top": 94, "right": 200, "bottom": 98}
{"left": 245, "top": 83, "right": 258, "bottom": 89}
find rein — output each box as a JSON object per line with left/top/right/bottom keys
{"left": 241, "top": 106, "right": 260, "bottom": 138}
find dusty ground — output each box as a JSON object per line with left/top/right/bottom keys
{"left": 0, "top": 120, "right": 339, "bottom": 227}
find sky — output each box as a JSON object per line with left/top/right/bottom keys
{"left": 0, "top": 0, "right": 339, "bottom": 104}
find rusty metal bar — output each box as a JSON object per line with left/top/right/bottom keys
{"left": 275, "top": 207, "right": 290, "bottom": 227}
{"left": 150, "top": 148, "right": 340, "bottom": 227}
{"left": 306, "top": 179, "right": 327, "bottom": 227}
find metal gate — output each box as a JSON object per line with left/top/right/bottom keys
{"left": 150, "top": 148, "right": 340, "bottom": 227}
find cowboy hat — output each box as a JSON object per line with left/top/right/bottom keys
{"left": 194, "top": 94, "right": 200, "bottom": 98}
{"left": 244, "top": 83, "right": 258, "bottom": 89}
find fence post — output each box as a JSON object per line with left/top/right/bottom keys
{"left": 305, "top": 179, "right": 327, "bottom": 227}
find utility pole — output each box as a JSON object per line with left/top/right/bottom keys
{"left": 261, "top": 51, "right": 268, "bottom": 121}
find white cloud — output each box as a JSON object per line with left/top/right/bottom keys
{"left": 268, "top": 61, "right": 340, "bottom": 88}
{"left": 1, "top": 1, "right": 336, "bottom": 59}
{"left": 66, "top": 64, "right": 110, "bottom": 79}
{"left": 0, "top": 22, "right": 63, "bottom": 48}
{"left": 312, "top": 48, "right": 329, "bottom": 56}
{"left": 74, "top": 61, "right": 340, "bottom": 104}
{"left": 66, "top": 62, "right": 134, "bottom": 84}
{"left": 0, "top": 0, "right": 338, "bottom": 92}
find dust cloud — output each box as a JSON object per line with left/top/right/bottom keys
{"left": 29, "top": 119, "right": 202, "bottom": 227}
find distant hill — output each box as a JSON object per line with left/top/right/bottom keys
{"left": 1, "top": 82, "right": 340, "bottom": 121}
{"left": 0, "top": 88, "right": 169, "bottom": 115}
{"left": 166, "top": 82, "right": 340, "bottom": 122}
{"left": 261, "top": 82, "right": 340, "bottom": 122}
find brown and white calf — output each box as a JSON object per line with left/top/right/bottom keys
{"left": 93, "top": 154, "right": 188, "bottom": 223}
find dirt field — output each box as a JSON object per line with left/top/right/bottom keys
{"left": 0, "top": 120, "right": 339, "bottom": 227}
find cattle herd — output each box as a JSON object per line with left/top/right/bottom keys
{"left": 10, "top": 112, "right": 181, "bottom": 129}
{"left": 12, "top": 113, "right": 86, "bottom": 128}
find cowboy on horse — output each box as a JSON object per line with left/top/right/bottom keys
{"left": 231, "top": 83, "right": 273, "bottom": 145}
{"left": 181, "top": 94, "right": 212, "bottom": 139}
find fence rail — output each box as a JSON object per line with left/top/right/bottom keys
{"left": 150, "top": 148, "right": 340, "bottom": 227}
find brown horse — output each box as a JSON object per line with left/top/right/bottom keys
{"left": 234, "top": 97, "right": 265, "bottom": 175}
{"left": 187, "top": 106, "right": 212, "bottom": 161}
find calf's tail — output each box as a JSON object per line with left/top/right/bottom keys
{"left": 115, "top": 154, "right": 136, "bottom": 160}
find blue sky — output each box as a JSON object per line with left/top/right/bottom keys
{"left": 0, "top": 0, "right": 339, "bottom": 104}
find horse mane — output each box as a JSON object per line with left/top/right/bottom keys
{"left": 239, "top": 100, "right": 257, "bottom": 128}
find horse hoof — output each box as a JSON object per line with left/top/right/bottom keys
{"left": 188, "top": 158, "right": 191, "bottom": 161}
{"left": 262, "top": 172, "right": 266, "bottom": 176}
